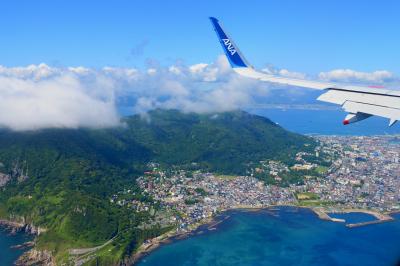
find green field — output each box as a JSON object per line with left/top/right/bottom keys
{"left": 297, "top": 200, "right": 335, "bottom": 207}
{"left": 315, "top": 166, "right": 328, "bottom": 175}
{"left": 216, "top": 175, "right": 238, "bottom": 180}
{"left": 296, "top": 192, "right": 319, "bottom": 201}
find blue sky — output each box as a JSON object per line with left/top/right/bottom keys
{"left": 2, "top": 0, "right": 400, "bottom": 74}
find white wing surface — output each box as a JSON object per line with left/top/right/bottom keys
{"left": 210, "top": 17, "right": 400, "bottom": 126}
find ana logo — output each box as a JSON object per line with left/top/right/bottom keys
{"left": 222, "top": 38, "right": 236, "bottom": 56}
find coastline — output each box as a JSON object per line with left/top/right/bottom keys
{"left": 2, "top": 205, "right": 395, "bottom": 266}
{"left": 0, "top": 218, "right": 47, "bottom": 235}
{"left": 130, "top": 205, "right": 396, "bottom": 265}
{"left": 0, "top": 219, "right": 26, "bottom": 235}
{"left": 129, "top": 205, "right": 272, "bottom": 264}
{"left": 129, "top": 216, "right": 214, "bottom": 265}
{"left": 387, "top": 209, "right": 400, "bottom": 215}
{"left": 0, "top": 218, "right": 53, "bottom": 266}
{"left": 0, "top": 226, "right": 34, "bottom": 266}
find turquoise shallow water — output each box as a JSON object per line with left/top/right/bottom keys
{"left": 137, "top": 207, "right": 400, "bottom": 266}
{"left": 0, "top": 229, "right": 32, "bottom": 265}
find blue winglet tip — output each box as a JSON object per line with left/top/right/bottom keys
{"left": 208, "top": 16, "right": 248, "bottom": 68}
{"left": 209, "top": 17, "right": 218, "bottom": 23}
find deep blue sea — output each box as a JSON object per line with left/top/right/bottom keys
{"left": 248, "top": 108, "right": 400, "bottom": 135}
{"left": 137, "top": 207, "right": 400, "bottom": 266}
{"left": 0, "top": 229, "right": 32, "bottom": 265}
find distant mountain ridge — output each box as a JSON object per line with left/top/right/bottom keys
{"left": 0, "top": 109, "right": 315, "bottom": 264}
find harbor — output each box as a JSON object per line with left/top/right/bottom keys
{"left": 312, "top": 207, "right": 394, "bottom": 227}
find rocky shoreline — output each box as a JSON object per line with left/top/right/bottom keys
{"left": 14, "top": 249, "right": 55, "bottom": 266}
{"left": 11, "top": 241, "right": 35, "bottom": 250}
{"left": 0, "top": 219, "right": 47, "bottom": 236}
{"left": 0, "top": 219, "right": 25, "bottom": 235}
{"left": 0, "top": 218, "right": 54, "bottom": 266}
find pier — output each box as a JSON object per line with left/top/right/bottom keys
{"left": 343, "top": 209, "right": 394, "bottom": 228}
{"left": 346, "top": 218, "right": 394, "bottom": 228}
{"left": 312, "top": 208, "right": 394, "bottom": 227}
{"left": 312, "top": 208, "right": 345, "bottom": 222}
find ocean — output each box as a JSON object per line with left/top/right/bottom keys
{"left": 248, "top": 108, "right": 400, "bottom": 135}
{"left": 137, "top": 207, "right": 400, "bottom": 266}
{"left": 0, "top": 229, "right": 32, "bottom": 265}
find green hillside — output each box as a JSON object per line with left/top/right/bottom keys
{"left": 124, "top": 109, "right": 313, "bottom": 173}
{"left": 0, "top": 109, "right": 315, "bottom": 264}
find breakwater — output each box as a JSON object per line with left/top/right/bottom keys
{"left": 312, "top": 207, "right": 394, "bottom": 227}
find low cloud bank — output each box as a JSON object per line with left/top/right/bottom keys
{"left": 0, "top": 56, "right": 397, "bottom": 131}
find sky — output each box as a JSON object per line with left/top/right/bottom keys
{"left": 2, "top": 0, "right": 400, "bottom": 72}
{"left": 1, "top": 0, "right": 400, "bottom": 131}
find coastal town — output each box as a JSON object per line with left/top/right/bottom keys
{"left": 303, "top": 135, "right": 400, "bottom": 212}
{"left": 112, "top": 135, "right": 400, "bottom": 236}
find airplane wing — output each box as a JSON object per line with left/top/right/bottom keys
{"left": 209, "top": 17, "right": 400, "bottom": 126}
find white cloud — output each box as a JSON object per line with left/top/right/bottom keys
{"left": 0, "top": 57, "right": 270, "bottom": 131}
{"left": 168, "top": 66, "right": 182, "bottom": 75}
{"left": 189, "top": 63, "right": 208, "bottom": 74}
{"left": 0, "top": 56, "right": 397, "bottom": 131}
{"left": 68, "top": 66, "right": 91, "bottom": 75}
{"left": 0, "top": 63, "right": 59, "bottom": 80}
{"left": 261, "top": 67, "right": 306, "bottom": 79}
{"left": 318, "top": 69, "right": 394, "bottom": 83}
{"left": 278, "top": 69, "right": 306, "bottom": 79}
{"left": 0, "top": 74, "right": 119, "bottom": 131}
{"left": 147, "top": 68, "right": 157, "bottom": 75}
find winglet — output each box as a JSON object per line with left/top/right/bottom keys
{"left": 209, "top": 17, "right": 250, "bottom": 68}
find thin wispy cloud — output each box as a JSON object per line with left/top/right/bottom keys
{"left": 130, "top": 39, "right": 150, "bottom": 57}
